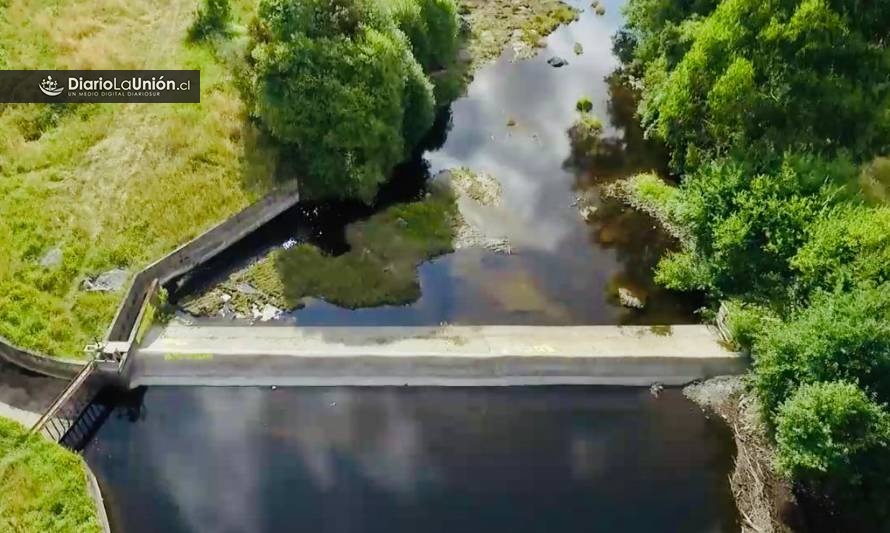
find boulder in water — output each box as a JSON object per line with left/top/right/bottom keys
{"left": 617, "top": 287, "right": 646, "bottom": 309}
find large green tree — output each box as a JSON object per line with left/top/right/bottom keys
{"left": 626, "top": 0, "right": 890, "bottom": 170}
{"left": 248, "top": 0, "right": 456, "bottom": 201}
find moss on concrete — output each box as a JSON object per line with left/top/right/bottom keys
{"left": 0, "top": 417, "right": 101, "bottom": 533}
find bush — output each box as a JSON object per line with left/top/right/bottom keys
{"left": 775, "top": 382, "right": 890, "bottom": 499}
{"left": 567, "top": 113, "right": 604, "bottom": 157}
{"left": 188, "top": 0, "right": 232, "bottom": 41}
{"left": 653, "top": 153, "right": 849, "bottom": 299}
{"left": 387, "top": 0, "right": 459, "bottom": 71}
{"left": 792, "top": 204, "right": 890, "bottom": 294}
{"left": 248, "top": 0, "right": 441, "bottom": 201}
{"left": 753, "top": 283, "right": 890, "bottom": 418}
{"left": 721, "top": 299, "right": 774, "bottom": 352}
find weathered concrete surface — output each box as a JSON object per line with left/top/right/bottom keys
{"left": 131, "top": 325, "right": 746, "bottom": 387}
{"left": 0, "top": 400, "right": 40, "bottom": 427}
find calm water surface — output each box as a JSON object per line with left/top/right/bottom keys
{"left": 84, "top": 387, "right": 740, "bottom": 533}
{"left": 173, "top": 0, "right": 699, "bottom": 326}
{"left": 79, "top": 5, "right": 739, "bottom": 531}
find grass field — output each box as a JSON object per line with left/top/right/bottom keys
{"left": 0, "top": 417, "right": 101, "bottom": 533}
{"left": 0, "top": 0, "right": 279, "bottom": 357}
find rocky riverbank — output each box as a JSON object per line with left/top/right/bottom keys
{"left": 684, "top": 376, "right": 802, "bottom": 533}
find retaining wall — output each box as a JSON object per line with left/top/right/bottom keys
{"left": 0, "top": 336, "right": 83, "bottom": 379}
{"left": 106, "top": 179, "right": 301, "bottom": 342}
{"left": 0, "top": 179, "right": 300, "bottom": 378}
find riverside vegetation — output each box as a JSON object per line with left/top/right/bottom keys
{"left": 615, "top": 0, "right": 890, "bottom": 527}
{"left": 0, "top": 0, "right": 578, "bottom": 357}
{"left": 0, "top": 0, "right": 461, "bottom": 356}
{"left": 0, "top": 417, "right": 101, "bottom": 532}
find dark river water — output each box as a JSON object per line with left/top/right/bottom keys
{"left": 172, "top": 0, "right": 699, "bottom": 326}
{"left": 83, "top": 387, "right": 739, "bottom": 533}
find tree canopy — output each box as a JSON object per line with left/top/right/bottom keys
{"left": 625, "top": 0, "right": 890, "bottom": 170}
{"left": 621, "top": 0, "right": 890, "bottom": 520}
{"left": 247, "top": 0, "right": 457, "bottom": 201}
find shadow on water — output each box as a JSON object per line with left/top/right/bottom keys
{"left": 83, "top": 386, "right": 741, "bottom": 533}
{"left": 171, "top": 106, "right": 454, "bottom": 299}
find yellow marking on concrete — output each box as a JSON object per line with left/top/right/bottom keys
{"left": 532, "top": 344, "right": 556, "bottom": 354}
{"left": 164, "top": 353, "right": 213, "bottom": 361}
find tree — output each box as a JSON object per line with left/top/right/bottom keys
{"left": 775, "top": 381, "right": 890, "bottom": 520}
{"left": 247, "top": 0, "right": 454, "bottom": 201}
{"left": 387, "top": 0, "right": 460, "bottom": 71}
{"left": 626, "top": 0, "right": 890, "bottom": 170}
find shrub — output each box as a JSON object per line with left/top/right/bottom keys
{"left": 567, "top": 113, "right": 604, "bottom": 157}
{"left": 753, "top": 283, "right": 890, "bottom": 418}
{"left": 188, "top": 0, "right": 232, "bottom": 41}
{"left": 248, "top": 0, "right": 440, "bottom": 201}
{"left": 860, "top": 157, "right": 890, "bottom": 203}
{"left": 793, "top": 204, "right": 890, "bottom": 294}
{"left": 576, "top": 96, "right": 593, "bottom": 112}
{"left": 775, "top": 382, "right": 890, "bottom": 497}
{"left": 653, "top": 153, "right": 848, "bottom": 299}
{"left": 721, "top": 299, "right": 774, "bottom": 352}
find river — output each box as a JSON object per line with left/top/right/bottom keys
{"left": 83, "top": 386, "right": 739, "bottom": 533}
{"left": 77, "top": 1, "right": 743, "bottom": 531}
{"left": 172, "top": 0, "right": 699, "bottom": 326}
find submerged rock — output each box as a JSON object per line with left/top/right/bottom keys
{"left": 547, "top": 56, "right": 568, "bottom": 68}
{"left": 82, "top": 268, "right": 128, "bottom": 292}
{"left": 617, "top": 287, "right": 646, "bottom": 309}
{"left": 579, "top": 205, "right": 598, "bottom": 221}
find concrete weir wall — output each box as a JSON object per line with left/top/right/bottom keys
{"left": 132, "top": 325, "right": 747, "bottom": 387}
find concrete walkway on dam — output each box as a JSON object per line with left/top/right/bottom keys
{"left": 130, "top": 324, "right": 746, "bottom": 387}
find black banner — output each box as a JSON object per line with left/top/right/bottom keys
{"left": 0, "top": 70, "right": 200, "bottom": 103}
